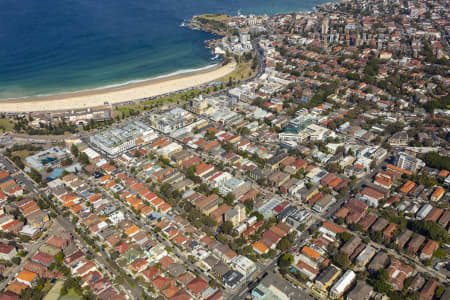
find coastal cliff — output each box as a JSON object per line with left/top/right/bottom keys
{"left": 188, "top": 14, "right": 231, "bottom": 36}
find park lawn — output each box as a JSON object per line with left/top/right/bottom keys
{"left": 43, "top": 280, "right": 64, "bottom": 300}
{"left": 198, "top": 14, "right": 231, "bottom": 22}
{"left": 0, "top": 118, "right": 14, "bottom": 132}
{"left": 11, "top": 150, "right": 32, "bottom": 160}
{"left": 59, "top": 288, "right": 83, "bottom": 300}
{"left": 218, "top": 60, "right": 255, "bottom": 83}
{"left": 113, "top": 87, "right": 215, "bottom": 118}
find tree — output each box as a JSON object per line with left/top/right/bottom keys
{"left": 369, "top": 269, "right": 391, "bottom": 294}
{"left": 221, "top": 221, "right": 234, "bottom": 235}
{"left": 11, "top": 257, "right": 21, "bottom": 265}
{"left": 408, "top": 220, "right": 448, "bottom": 243}
{"left": 55, "top": 252, "right": 64, "bottom": 264}
{"left": 423, "top": 152, "right": 450, "bottom": 171}
{"left": 337, "top": 232, "right": 353, "bottom": 243}
{"left": 278, "top": 253, "right": 294, "bottom": 270}
{"left": 70, "top": 144, "right": 79, "bottom": 157}
{"left": 243, "top": 199, "right": 254, "bottom": 214}
{"left": 435, "top": 285, "right": 445, "bottom": 299}
{"left": 28, "top": 168, "right": 42, "bottom": 184}
{"left": 79, "top": 152, "right": 90, "bottom": 165}
{"left": 433, "top": 247, "right": 447, "bottom": 259}
{"left": 328, "top": 162, "right": 340, "bottom": 173}
{"left": 370, "top": 160, "right": 377, "bottom": 170}
{"left": 251, "top": 211, "right": 264, "bottom": 221}
{"left": 61, "top": 158, "right": 73, "bottom": 166}
{"left": 277, "top": 236, "right": 292, "bottom": 251}
{"left": 224, "top": 193, "right": 235, "bottom": 205}
{"left": 333, "top": 252, "right": 351, "bottom": 270}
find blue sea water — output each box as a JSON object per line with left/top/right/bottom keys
{"left": 0, "top": 0, "right": 330, "bottom": 99}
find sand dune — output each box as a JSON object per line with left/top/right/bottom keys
{"left": 0, "top": 62, "right": 236, "bottom": 113}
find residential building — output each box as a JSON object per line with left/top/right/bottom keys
{"left": 330, "top": 270, "right": 356, "bottom": 299}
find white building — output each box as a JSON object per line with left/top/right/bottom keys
{"left": 219, "top": 177, "right": 246, "bottom": 196}
{"left": 298, "top": 124, "right": 332, "bottom": 142}
{"left": 416, "top": 204, "right": 433, "bottom": 220}
{"left": 108, "top": 210, "right": 125, "bottom": 225}
{"left": 396, "top": 152, "right": 425, "bottom": 172}
{"left": 330, "top": 270, "right": 356, "bottom": 298}
{"left": 232, "top": 255, "right": 257, "bottom": 277}
{"left": 90, "top": 121, "right": 154, "bottom": 156}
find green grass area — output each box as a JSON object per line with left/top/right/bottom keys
{"left": 11, "top": 149, "right": 32, "bottom": 160}
{"left": 198, "top": 14, "right": 231, "bottom": 22}
{"left": 43, "top": 280, "right": 64, "bottom": 300}
{"left": 218, "top": 60, "right": 255, "bottom": 83}
{"left": 0, "top": 118, "right": 14, "bottom": 132}
{"left": 113, "top": 86, "right": 220, "bottom": 118}
{"left": 59, "top": 288, "right": 83, "bottom": 300}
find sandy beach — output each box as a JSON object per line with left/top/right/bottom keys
{"left": 0, "top": 62, "right": 236, "bottom": 113}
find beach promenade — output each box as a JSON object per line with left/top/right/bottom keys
{"left": 0, "top": 62, "right": 236, "bottom": 113}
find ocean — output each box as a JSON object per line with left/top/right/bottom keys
{"left": 0, "top": 0, "right": 330, "bottom": 99}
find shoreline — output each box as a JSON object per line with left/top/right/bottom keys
{"left": 0, "top": 61, "right": 236, "bottom": 113}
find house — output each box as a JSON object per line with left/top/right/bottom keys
{"left": 438, "top": 210, "right": 450, "bottom": 228}
{"left": 47, "top": 232, "right": 72, "bottom": 249}
{"left": 267, "top": 171, "right": 290, "bottom": 187}
{"left": 315, "top": 265, "right": 341, "bottom": 291}
{"left": 152, "top": 275, "right": 169, "bottom": 291}
{"left": 142, "top": 266, "right": 159, "bottom": 282}
{"left": 195, "top": 194, "right": 220, "bottom": 216}
{"left": 374, "top": 173, "right": 392, "bottom": 189}
{"left": 424, "top": 207, "right": 443, "bottom": 222}
{"left": 420, "top": 240, "right": 438, "bottom": 260}
{"left": 400, "top": 181, "right": 416, "bottom": 194}
{"left": 420, "top": 279, "right": 439, "bottom": 300}
{"left": 299, "top": 187, "right": 319, "bottom": 202}
{"left": 389, "top": 132, "right": 408, "bottom": 146}
{"left": 359, "top": 187, "right": 385, "bottom": 207}
{"left": 265, "top": 153, "right": 288, "bottom": 170}
{"left": 355, "top": 246, "right": 376, "bottom": 267}
{"left": 367, "top": 252, "right": 389, "bottom": 273}
{"left": 346, "top": 281, "right": 373, "bottom": 300}
{"left": 383, "top": 224, "right": 397, "bottom": 242}
{"left": 318, "top": 221, "right": 346, "bottom": 240}
{"left": 0, "top": 244, "right": 16, "bottom": 261}
{"left": 6, "top": 281, "right": 28, "bottom": 296}
{"left": 222, "top": 270, "right": 244, "bottom": 290}
{"left": 430, "top": 187, "right": 445, "bottom": 201}
{"left": 253, "top": 241, "right": 269, "bottom": 255}
{"left": 32, "top": 251, "right": 55, "bottom": 267}
{"left": 187, "top": 277, "right": 209, "bottom": 296}
{"left": 395, "top": 230, "right": 413, "bottom": 248}
{"left": 344, "top": 198, "right": 368, "bottom": 224}
{"left": 408, "top": 274, "right": 426, "bottom": 292}
{"left": 210, "top": 204, "right": 232, "bottom": 224}
{"left": 370, "top": 218, "right": 388, "bottom": 232}
{"left": 0, "top": 291, "right": 20, "bottom": 300}
{"left": 407, "top": 234, "right": 425, "bottom": 255}
{"left": 312, "top": 194, "right": 335, "bottom": 213}
{"left": 340, "top": 236, "right": 362, "bottom": 258}
{"left": 232, "top": 255, "right": 256, "bottom": 278}
{"left": 387, "top": 258, "right": 413, "bottom": 290}
{"left": 251, "top": 272, "right": 299, "bottom": 299}
{"left": 16, "top": 270, "right": 37, "bottom": 287}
